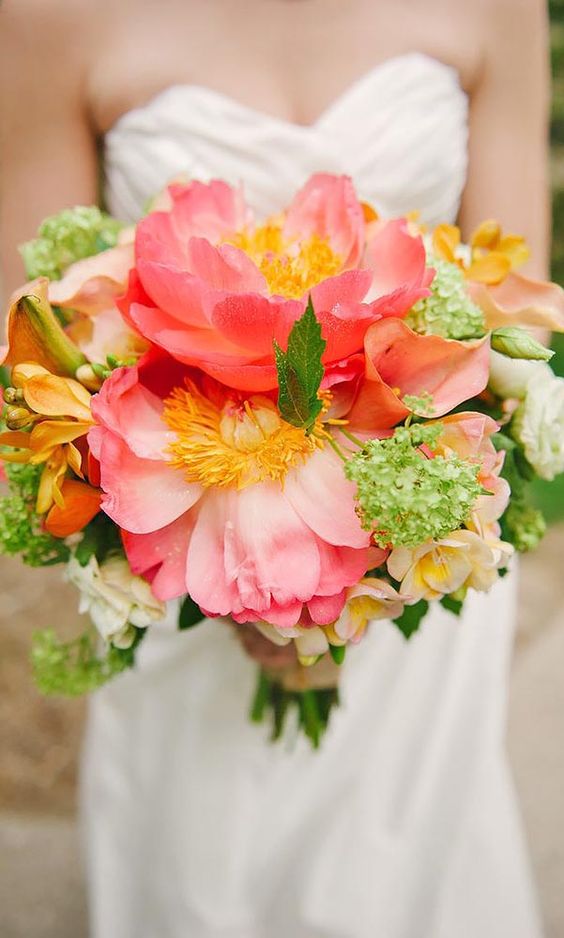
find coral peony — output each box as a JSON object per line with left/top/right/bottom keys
{"left": 89, "top": 354, "right": 383, "bottom": 627}
{"left": 117, "top": 174, "right": 434, "bottom": 391}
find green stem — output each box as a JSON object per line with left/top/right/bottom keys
{"left": 339, "top": 427, "right": 365, "bottom": 449}
{"left": 250, "top": 669, "right": 272, "bottom": 723}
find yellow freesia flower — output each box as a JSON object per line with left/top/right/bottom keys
{"left": 432, "top": 220, "right": 529, "bottom": 286}
{"left": 0, "top": 363, "right": 94, "bottom": 513}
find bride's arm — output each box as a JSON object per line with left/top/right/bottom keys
{"left": 0, "top": 0, "right": 99, "bottom": 298}
{"left": 458, "top": 0, "right": 550, "bottom": 279}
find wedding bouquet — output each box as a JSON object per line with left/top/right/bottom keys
{"left": 2, "top": 173, "right": 564, "bottom": 746}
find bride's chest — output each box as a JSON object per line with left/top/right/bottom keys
{"left": 89, "top": 0, "right": 479, "bottom": 135}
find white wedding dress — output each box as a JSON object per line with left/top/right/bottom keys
{"left": 82, "top": 53, "right": 543, "bottom": 938}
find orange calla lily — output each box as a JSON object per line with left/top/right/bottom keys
{"left": 3, "top": 279, "right": 86, "bottom": 375}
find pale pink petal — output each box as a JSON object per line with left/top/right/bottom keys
{"left": 94, "top": 429, "right": 202, "bottom": 534}
{"left": 185, "top": 489, "right": 245, "bottom": 617}
{"left": 225, "top": 483, "right": 321, "bottom": 611}
{"left": 470, "top": 271, "right": 564, "bottom": 332}
{"left": 122, "top": 512, "right": 196, "bottom": 601}
{"left": 74, "top": 307, "right": 148, "bottom": 364}
{"left": 284, "top": 173, "right": 365, "bottom": 267}
{"left": 284, "top": 448, "right": 370, "bottom": 548}
{"left": 48, "top": 244, "right": 134, "bottom": 315}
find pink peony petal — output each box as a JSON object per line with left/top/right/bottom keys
{"left": 208, "top": 293, "right": 304, "bottom": 357}
{"left": 284, "top": 173, "right": 365, "bottom": 267}
{"left": 184, "top": 238, "right": 267, "bottom": 293}
{"left": 91, "top": 364, "right": 173, "bottom": 460}
{"left": 123, "top": 511, "right": 196, "bottom": 601}
{"left": 127, "top": 301, "right": 253, "bottom": 364}
{"left": 469, "top": 271, "right": 564, "bottom": 332}
{"left": 226, "top": 483, "right": 322, "bottom": 611}
{"left": 307, "top": 591, "right": 347, "bottom": 625}
{"left": 314, "top": 538, "right": 371, "bottom": 596}
{"left": 366, "top": 219, "right": 431, "bottom": 297}
{"left": 135, "top": 259, "right": 219, "bottom": 328}
{"left": 93, "top": 429, "right": 202, "bottom": 534}
{"left": 284, "top": 448, "right": 369, "bottom": 548}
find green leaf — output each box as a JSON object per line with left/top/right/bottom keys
{"left": 274, "top": 297, "right": 326, "bottom": 432}
{"left": 491, "top": 327, "right": 554, "bottom": 361}
{"left": 440, "top": 594, "right": 464, "bottom": 617}
{"left": 178, "top": 595, "right": 205, "bottom": 630}
{"left": 392, "top": 600, "right": 429, "bottom": 639}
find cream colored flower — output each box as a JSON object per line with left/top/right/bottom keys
{"left": 66, "top": 554, "right": 166, "bottom": 647}
{"left": 512, "top": 370, "right": 564, "bottom": 480}
{"left": 255, "top": 621, "right": 330, "bottom": 666}
{"left": 488, "top": 349, "right": 552, "bottom": 400}
{"left": 326, "top": 578, "right": 404, "bottom": 645}
{"left": 387, "top": 530, "right": 506, "bottom": 603}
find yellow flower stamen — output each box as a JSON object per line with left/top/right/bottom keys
{"left": 163, "top": 381, "right": 324, "bottom": 489}
{"left": 227, "top": 222, "right": 342, "bottom": 299}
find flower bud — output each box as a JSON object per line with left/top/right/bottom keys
{"left": 3, "top": 387, "right": 24, "bottom": 404}
{"left": 491, "top": 327, "right": 554, "bottom": 362}
{"left": 5, "top": 406, "right": 36, "bottom": 430}
{"left": 75, "top": 363, "right": 103, "bottom": 392}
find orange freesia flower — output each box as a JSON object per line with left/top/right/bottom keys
{"left": 432, "top": 220, "right": 529, "bottom": 286}
{"left": 44, "top": 478, "right": 101, "bottom": 537}
{"left": 0, "top": 364, "right": 94, "bottom": 513}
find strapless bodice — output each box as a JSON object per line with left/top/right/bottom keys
{"left": 104, "top": 52, "right": 468, "bottom": 225}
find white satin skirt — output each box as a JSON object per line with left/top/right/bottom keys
{"left": 81, "top": 569, "right": 543, "bottom": 938}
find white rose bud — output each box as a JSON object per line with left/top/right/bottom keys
{"left": 490, "top": 327, "right": 554, "bottom": 362}
{"left": 512, "top": 371, "right": 564, "bottom": 480}
{"left": 489, "top": 350, "right": 552, "bottom": 401}
{"left": 66, "top": 554, "right": 166, "bottom": 647}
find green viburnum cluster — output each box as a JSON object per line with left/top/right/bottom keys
{"left": 406, "top": 257, "right": 486, "bottom": 340}
{"left": 501, "top": 502, "right": 546, "bottom": 553}
{"left": 20, "top": 206, "right": 123, "bottom": 281}
{"left": 31, "top": 628, "right": 143, "bottom": 696}
{"left": 0, "top": 463, "right": 69, "bottom": 566}
{"left": 346, "top": 423, "right": 483, "bottom": 548}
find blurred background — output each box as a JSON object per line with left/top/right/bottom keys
{"left": 1, "top": 6, "right": 564, "bottom": 937}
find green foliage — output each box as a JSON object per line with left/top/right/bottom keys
{"left": 250, "top": 667, "right": 339, "bottom": 748}
{"left": 440, "top": 594, "right": 464, "bottom": 617}
{"left": 494, "top": 432, "right": 548, "bottom": 551}
{"left": 20, "top": 206, "right": 123, "bottom": 281}
{"left": 178, "top": 595, "right": 205, "bottom": 630}
{"left": 31, "top": 626, "right": 143, "bottom": 696}
{"left": 74, "top": 512, "right": 122, "bottom": 567}
{"left": 274, "top": 297, "right": 326, "bottom": 432}
{"left": 0, "top": 463, "right": 69, "bottom": 566}
{"left": 406, "top": 257, "right": 485, "bottom": 340}
{"left": 392, "top": 600, "right": 429, "bottom": 639}
{"left": 346, "top": 423, "right": 483, "bottom": 548}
